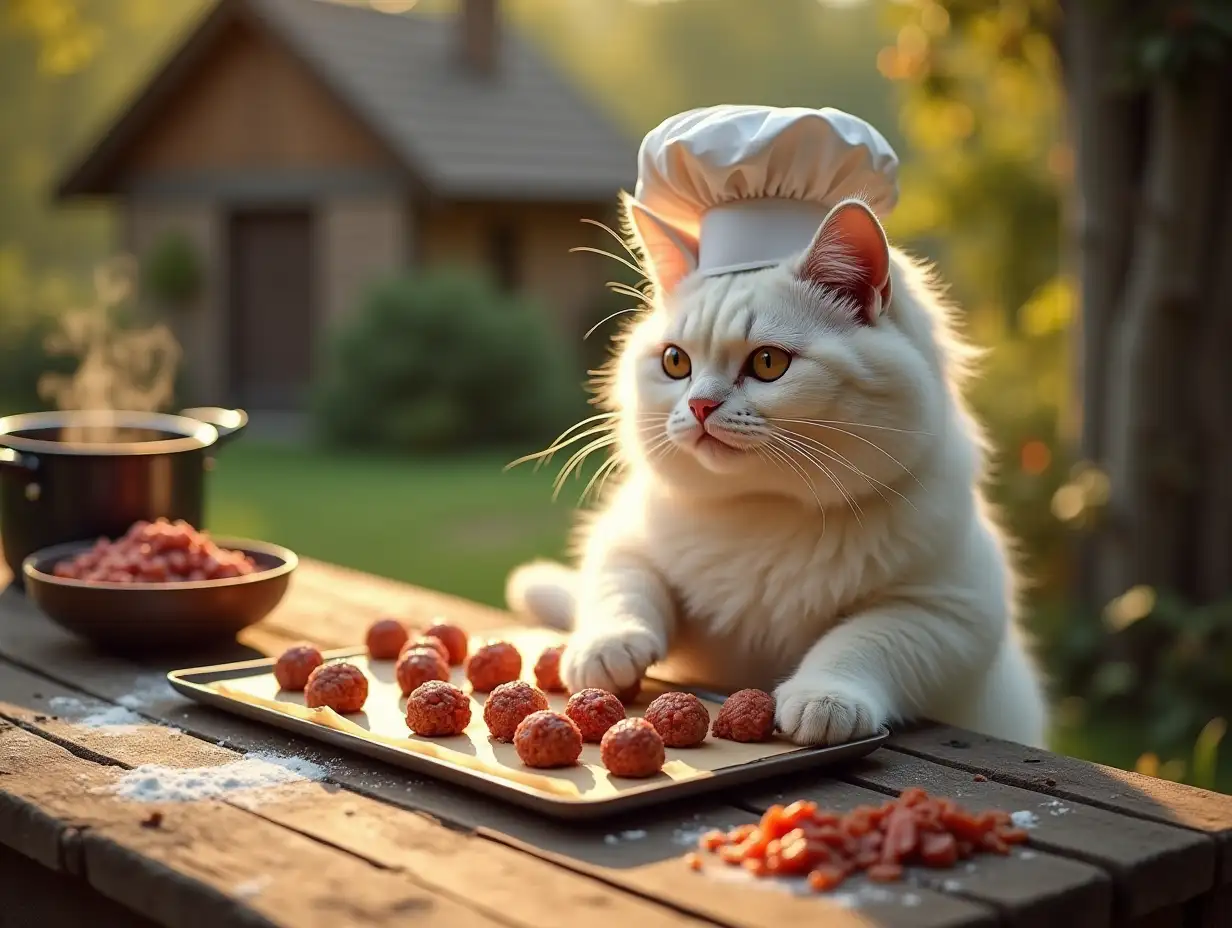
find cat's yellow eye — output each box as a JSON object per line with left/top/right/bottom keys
{"left": 661, "top": 344, "right": 692, "bottom": 380}
{"left": 747, "top": 346, "right": 792, "bottom": 382}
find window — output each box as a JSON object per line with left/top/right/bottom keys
{"left": 488, "top": 223, "right": 520, "bottom": 291}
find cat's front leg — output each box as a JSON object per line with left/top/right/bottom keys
{"left": 774, "top": 598, "right": 999, "bottom": 746}
{"left": 560, "top": 554, "right": 676, "bottom": 694}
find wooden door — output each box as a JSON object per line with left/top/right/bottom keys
{"left": 228, "top": 210, "right": 314, "bottom": 409}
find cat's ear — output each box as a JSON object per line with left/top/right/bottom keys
{"left": 622, "top": 193, "right": 698, "bottom": 299}
{"left": 798, "top": 198, "right": 892, "bottom": 324}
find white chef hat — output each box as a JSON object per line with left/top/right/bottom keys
{"left": 626, "top": 105, "right": 899, "bottom": 295}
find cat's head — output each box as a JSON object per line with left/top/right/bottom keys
{"left": 610, "top": 195, "right": 963, "bottom": 506}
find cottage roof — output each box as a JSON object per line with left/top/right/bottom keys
{"left": 57, "top": 0, "right": 635, "bottom": 202}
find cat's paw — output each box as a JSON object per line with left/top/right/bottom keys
{"left": 773, "top": 677, "right": 885, "bottom": 746}
{"left": 560, "top": 626, "right": 662, "bottom": 694}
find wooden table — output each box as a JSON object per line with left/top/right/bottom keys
{"left": 2, "top": 557, "right": 1230, "bottom": 928}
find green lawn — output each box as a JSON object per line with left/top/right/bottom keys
{"left": 207, "top": 442, "right": 577, "bottom": 608}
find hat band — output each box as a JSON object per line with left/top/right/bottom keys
{"left": 697, "top": 198, "right": 831, "bottom": 277}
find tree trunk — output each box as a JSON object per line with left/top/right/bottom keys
{"left": 1064, "top": 2, "right": 1232, "bottom": 608}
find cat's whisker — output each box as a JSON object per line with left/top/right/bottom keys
{"left": 585, "top": 305, "right": 642, "bottom": 340}
{"left": 605, "top": 281, "right": 649, "bottom": 301}
{"left": 580, "top": 217, "right": 643, "bottom": 264}
{"left": 766, "top": 415, "right": 932, "bottom": 436}
{"left": 504, "top": 413, "right": 620, "bottom": 471}
{"left": 551, "top": 435, "right": 618, "bottom": 498}
{"left": 767, "top": 416, "right": 925, "bottom": 490}
{"left": 762, "top": 441, "right": 826, "bottom": 529}
{"left": 773, "top": 434, "right": 864, "bottom": 527}
{"left": 777, "top": 428, "right": 919, "bottom": 513}
{"left": 580, "top": 453, "right": 623, "bottom": 505}
{"left": 568, "top": 245, "right": 644, "bottom": 277}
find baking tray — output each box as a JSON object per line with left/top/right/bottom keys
{"left": 168, "top": 627, "right": 887, "bottom": 820}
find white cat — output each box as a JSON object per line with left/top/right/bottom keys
{"left": 507, "top": 195, "right": 1048, "bottom": 749}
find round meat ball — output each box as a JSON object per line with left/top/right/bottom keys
{"left": 274, "top": 644, "right": 324, "bottom": 691}
{"left": 405, "top": 681, "right": 472, "bottom": 736}
{"left": 643, "top": 691, "right": 710, "bottom": 748}
{"left": 366, "top": 619, "right": 409, "bottom": 659}
{"left": 466, "top": 641, "right": 522, "bottom": 693}
{"left": 483, "top": 681, "right": 550, "bottom": 742}
{"left": 424, "top": 622, "right": 469, "bottom": 665}
{"left": 396, "top": 647, "right": 450, "bottom": 696}
{"left": 533, "top": 645, "right": 566, "bottom": 692}
{"left": 712, "top": 688, "right": 776, "bottom": 743}
{"left": 304, "top": 662, "right": 369, "bottom": 713}
{"left": 601, "top": 718, "right": 665, "bottom": 778}
{"left": 514, "top": 711, "right": 583, "bottom": 769}
{"left": 564, "top": 688, "right": 626, "bottom": 743}
{"left": 401, "top": 635, "right": 450, "bottom": 664}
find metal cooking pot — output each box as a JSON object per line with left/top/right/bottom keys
{"left": 0, "top": 407, "right": 247, "bottom": 585}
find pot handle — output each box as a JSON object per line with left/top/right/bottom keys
{"left": 180, "top": 407, "right": 248, "bottom": 446}
{"left": 0, "top": 447, "right": 36, "bottom": 471}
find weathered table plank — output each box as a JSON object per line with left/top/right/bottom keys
{"left": 738, "top": 775, "right": 1113, "bottom": 928}
{"left": 0, "top": 722, "right": 503, "bottom": 928}
{"left": 889, "top": 726, "right": 1232, "bottom": 883}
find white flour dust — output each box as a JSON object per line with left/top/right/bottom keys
{"left": 603, "top": 829, "right": 648, "bottom": 844}
{"left": 233, "top": 875, "right": 272, "bottom": 899}
{"left": 1040, "top": 799, "right": 1072, "bottom": 816}
{"left": 117, "top": 674, "right": 179, "bottom": 710}
{"left": 47, "top": 696, "right": 145, "bottom": 734}
{"left": 105, "top": 753, "right": 327, "bottom": 803}
{"left": 1011, "top": 810, "right": 1040, "bottom": 829}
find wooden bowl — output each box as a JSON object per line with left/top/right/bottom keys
{"left": 22, "top": 537, "right": 297, "bottom": 654}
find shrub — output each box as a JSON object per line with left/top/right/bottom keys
{"left": 141, "top": 231, "right": 203, "bottom": 308}
{"left": 314, "top": 268, "right": 585, "bottom": 452}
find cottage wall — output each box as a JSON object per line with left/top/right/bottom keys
{"left": 318, "top": 199, "right": 412, "bottom": 330}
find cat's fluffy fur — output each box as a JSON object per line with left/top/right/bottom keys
{"left": 506, "top": 197, "right": 1048, "bottom": 748}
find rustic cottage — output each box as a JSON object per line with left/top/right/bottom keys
{"left": 56, "top": 0, "right": 635, "bottom": 410}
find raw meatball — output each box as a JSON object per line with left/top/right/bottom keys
{"left": 273, "top": 644, "right": 323, "bottom": 691}
{"left": 405, "top": 681, "right": 472, "bottom": 736}
{"left": 424, "top": 622, "right": 469, "bottom": 665}
{"left": 514, "top": 711, "right": 583, "bottom": 769}
{"left": 564, "top": 688, "right": 626, "bottom": 743}
{"left": 483, "top": 680, "right": 550, "bottom": 742}
{"left": 712, "top": 689, "right": 776, "bottom": 743}
{"left": 466, "top": 641, "right": 522, "bottom": 693}
{"left": 396, "top": 647, "right": 450, "bottom": 696}
{"left": 366, "top": 619, "right": 409, "bottom": 659}
{"left": 601, "top": 718, "right": 665, "bottom": 778}
{"left": 402, "top": 635, "right": 449, "bottom": 664}
{"left": 643, "top": 692, "right": 710, "bottom": 748}
{"left": 304, "top": 662, "right": 369, "bottom": 713}
{"left": 533, "top": 645, "right": 566, "bottom": 692}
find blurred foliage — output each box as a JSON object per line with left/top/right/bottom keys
{"left": 140, "top": 230, "right": 204, "bottom": 308}
{"left": 313, "top": 268, "right": 583, "bottom": 451}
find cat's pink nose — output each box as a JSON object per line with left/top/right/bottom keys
{"left": 689, "top": 397, "right": 722, "bottom": 423}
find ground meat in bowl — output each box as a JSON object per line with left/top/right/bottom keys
{"left": 712, "top": 689, "right": 776, "bottom": 743}
{"left": 514, "top": 711, "right": 583, "bottom": 769}
{"left": 643, "top": 692, "right": 710, "bottom": 748}
{"left": 405, "top": 681, "right": 471, "bottom": 736}
{"left": 601, "top": 718, "right": 665, "bottom": 778}
{"left": 483, "top": 681, "right": 550, "bottom": 742}
{"left": 274, "top": 644, "right": 323, "bottom": 691}
{"left": 304, "top": 662, "right": 369, "bottom": 713}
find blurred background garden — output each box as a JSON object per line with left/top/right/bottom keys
{"left": 1, "top": 0, "right": 1228, "bottom": 789}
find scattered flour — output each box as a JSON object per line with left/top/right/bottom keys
{"left": 603, "top": 829, "right": 649, "bottom": 845}
{"left": 105, "top": 753, "right": 327, "bottom": 803}
{"left": 117, "top": 674, "right": 179, "bottom": 710}
{"left": 1040, "top": 799, "right": 1072, "bottom": 816}
{"left": 47, "top": 696, "right": 145, "bottom": 734}
{"left": 672, "top": 824, "right": 718, "bottom": 846}
{"left": 1017, "top": 849, "right": 1037, "bottom": 860}
{"left": 697, "top": 862, "right": 927, "bottom": 908}
{"left": 233, "top": 876, "right": 272, "bottom": 899}
{"left": 941, "top": 879, "right": 964, "bottom": 892}
{"left": 1011, "top": 810, "right": 1040, "bottom": 829}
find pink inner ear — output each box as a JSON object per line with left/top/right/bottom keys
{"left": 799, "top": 200, "right": 891, "bottom": 323}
